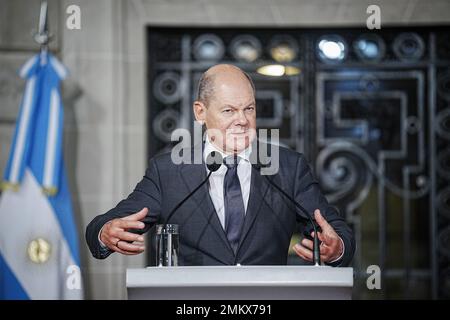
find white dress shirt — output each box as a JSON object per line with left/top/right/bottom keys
{"left": 203, "top": 137, "right": 252, "bottom": 230}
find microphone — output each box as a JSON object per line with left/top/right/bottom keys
{"left": 164, "top": 151, "right": 223, "bottom": 225}
{"left": 252, "top": 163, "right": 322, "bottom": 266}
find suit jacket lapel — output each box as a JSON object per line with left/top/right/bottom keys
{"left": 236, "top": 165, "right": 270, "bottom": 254}
{"left": 179, "top": 147, "right": 235, "bottom": 260}
{"left": 236, "top": 141, "right": 273, "bottom": 255}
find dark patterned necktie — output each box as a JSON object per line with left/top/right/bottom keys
{"left": 223, "top": 156, "right": 245, "bottom": 254}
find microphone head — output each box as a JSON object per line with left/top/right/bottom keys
{"left": 206, "top": 151, "right": 223, "bottom": 172}
{"left": 252, "top": 163, "right": 262, "bottom": 171}
{"left": 252, "top": 160, "right": 270, "bottom": 171}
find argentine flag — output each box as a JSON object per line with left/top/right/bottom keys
{"left": 0, "top": 51, "right": 83, "bottom": 299}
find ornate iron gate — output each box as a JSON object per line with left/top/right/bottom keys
{"left": 147, "top": 27, "right": 450, "bottom": 299}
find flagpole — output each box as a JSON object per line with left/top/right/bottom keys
{"left": 33, "top": 1, "right": 51, "bottom": 55}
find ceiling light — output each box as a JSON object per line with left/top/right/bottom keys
{"left": 317, "top": 35, "right": 347, "bottom": 63}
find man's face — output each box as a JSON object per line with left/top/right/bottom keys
{"left": 195, "top": 74, "right": 256, "bottom": 154}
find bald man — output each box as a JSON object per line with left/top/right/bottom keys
{"left": 86, "top": 64, "right": 355, "bottom": 267}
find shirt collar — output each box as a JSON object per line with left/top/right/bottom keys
{"left": 203, "top": 133, "right": 252, "bottom": 164}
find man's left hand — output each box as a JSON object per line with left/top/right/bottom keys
{"left": 293, "top": 209, "right": 344, "bottom": 263}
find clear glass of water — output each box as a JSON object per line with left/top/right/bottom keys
{"left": 155, "top": 224, "right": 179, "bottom": 266}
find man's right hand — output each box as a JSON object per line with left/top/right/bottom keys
{"left": 100, "top": 207, "right": 148, "bottom": 255}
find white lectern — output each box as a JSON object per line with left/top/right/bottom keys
{"left": 126, "top": 266, "right": 353, "bottom": 300}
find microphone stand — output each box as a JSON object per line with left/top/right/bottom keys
{"left": 253, "top": 164, "right": 322, "bottom": 266}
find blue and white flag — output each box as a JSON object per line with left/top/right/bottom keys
{"left": 0, "top": 51, "right": 83, "bottom": 299}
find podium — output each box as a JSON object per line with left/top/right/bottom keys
{"left": 126, "top": 266, "right": 353, "bottom": 300}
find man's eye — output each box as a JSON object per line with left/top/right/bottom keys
{"left": 223, "top": 109, "right": 233, "bottom": 113}
{"left": 246, "top": 107, "right": 255, "bottom": 111}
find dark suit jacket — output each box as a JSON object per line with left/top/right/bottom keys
{"left": 86, "top": 142, "right": 355, "bottom": 267}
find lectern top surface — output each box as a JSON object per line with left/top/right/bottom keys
{"left": 126, "top": 265, "right": 353, "bottom": 288}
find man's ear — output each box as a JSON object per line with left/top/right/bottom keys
{"left": 193, "top": 101, "right": 206, "bottom": 124}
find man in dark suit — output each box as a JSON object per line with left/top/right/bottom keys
{"left": 86, "top": 64, "right": 355, "bottom": 266}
